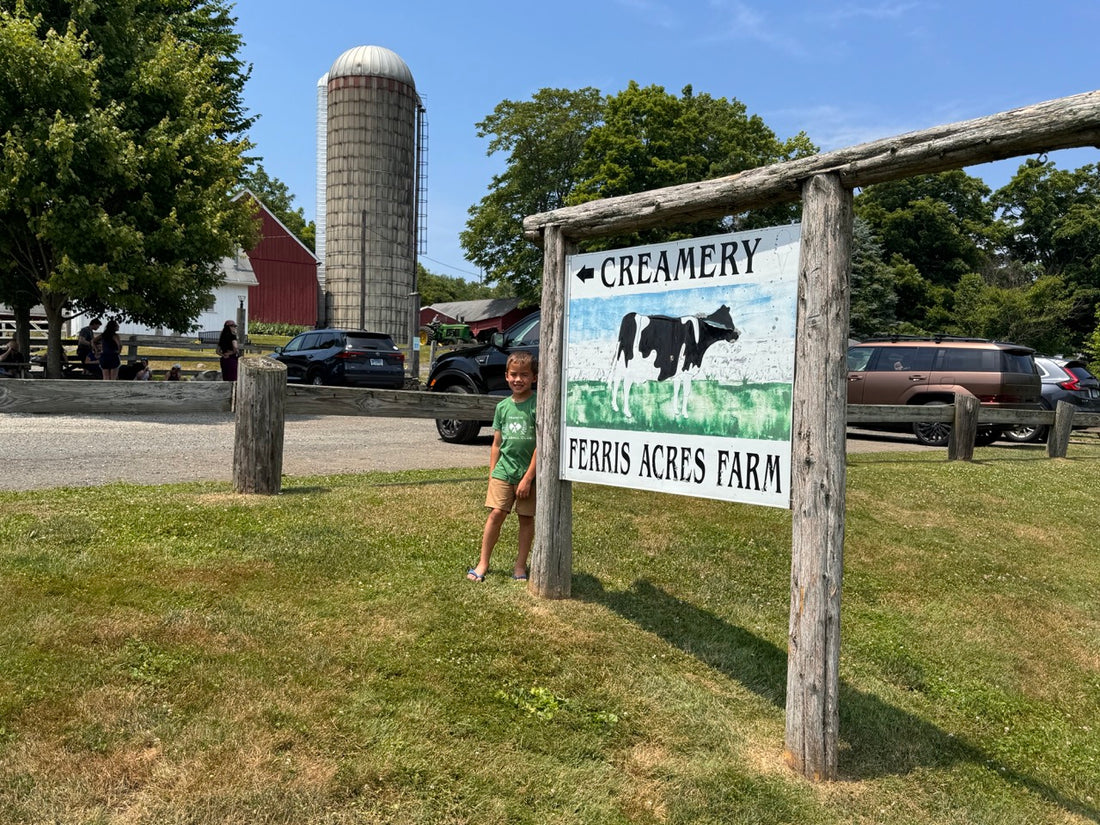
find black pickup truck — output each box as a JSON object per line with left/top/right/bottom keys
{"left": 424, "top": 311, "right": 540, "bottom": 442}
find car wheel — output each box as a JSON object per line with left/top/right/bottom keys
{"left": 435, "top": 386, "right": 482, "bottom": 444}
{"left": 1002, "top": 423, "right": 1047, "bottom": 443}
{"left": 308, "top": 370, "right": 325, "bottom": 386}
{"left": 912, "top": 401, "right": 951, "bottom": 447}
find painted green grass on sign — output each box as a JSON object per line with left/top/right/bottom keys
{"left": 566, "top": 379, "right": 792, "bottom": 439}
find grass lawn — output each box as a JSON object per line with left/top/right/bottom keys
{"left": 0, "top": 444, "right": 1097, "bottom": 823}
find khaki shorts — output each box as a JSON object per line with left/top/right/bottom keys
{"left": 485, "top": 476, "right": 536, "bottom": 517}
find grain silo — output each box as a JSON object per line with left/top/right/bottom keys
{"left": 324, "top": 45, "right": 424, "bottom": 341}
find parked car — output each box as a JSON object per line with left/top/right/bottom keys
{"left": 1001, "top": 356, "right": 1100, "bottom": 443}
{"left": 847, "top": 336, "right": 1041, "bottom": 446}
{"left": 426, "top": 310, "right": 540, "bottom": 442}
{"left": 269, "top": 328, "right": 405, "bottom": 388}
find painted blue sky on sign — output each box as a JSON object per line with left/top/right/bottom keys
{"left": 567, "top": 283, "right": 796, "bottom": 352}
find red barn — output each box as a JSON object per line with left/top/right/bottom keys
{"left": 233, "top": 190, "right": 320, "bottom": 327}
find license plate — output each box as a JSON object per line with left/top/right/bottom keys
{"left": 370, "top": 358, "right": 384, "bottom": 366}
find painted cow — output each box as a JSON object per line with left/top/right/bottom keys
{"left": 609, "top": 305, "right": 740, "bottom": 419}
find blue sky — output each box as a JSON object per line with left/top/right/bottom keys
{"left": 235, "top": 0, "right": 1100, "bottom": 282}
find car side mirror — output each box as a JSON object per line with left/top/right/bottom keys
{"left": 491, "top": 332, "right": 506, "bottom": 349}
{"left": 273, "top": 346, "right": 284, "bottom": 354}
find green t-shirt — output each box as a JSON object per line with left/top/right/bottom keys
{"left": 491, "top": 393, "right": 537, "bottom": 484}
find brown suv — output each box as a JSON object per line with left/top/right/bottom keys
{"left": 847, "top": 336, "right": 1041, "bottom": 446}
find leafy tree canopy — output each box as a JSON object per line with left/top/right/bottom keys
{"left": 417, "top": 264, "right": 497, "bottom": 306}
{"left": 571, "top": 82, "right": 814, "bottom": 245}
{"left": 460, "top": 87, "right": 603, "bottom": 306}
{"left": 0, "top": 1, "right": 256, "bottom": 374}
{"left": 461, "top": 83, "right": 814, "bottom": 304}
{"left": 242, "top": 163, "right": 316, "bottom": 251}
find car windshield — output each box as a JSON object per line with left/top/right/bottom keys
{"left": 283, "top": 335, "right": 307, "bottom": 353}
{"left": 508, "top": 316, "right": 540, "bottom": 346}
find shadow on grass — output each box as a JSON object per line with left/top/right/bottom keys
{"left": 573, "top": 574, "right": 1097, "bottom": 821}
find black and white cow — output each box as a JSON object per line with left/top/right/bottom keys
{"left": 609, "top": 305, "right": 740, "bottom": 419}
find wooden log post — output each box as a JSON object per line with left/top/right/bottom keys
{"left": 1047, "top": 399, "right": 1075, "bottom": 458}
{"left": 948, "top": 395, "right": 979, "bottom": 461}
{"left": 785, "top": 173, "right": 852, "bottom": 782}
{"left": 233, "top": 357, "right": 287, "bottom": 494}
{"left": 529, "top": 224, "right": 574, "bottom": 599}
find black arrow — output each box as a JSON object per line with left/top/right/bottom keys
{"left": 575, "top": 265, "right": 594, "bottom": 283}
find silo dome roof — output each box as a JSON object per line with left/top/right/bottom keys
{"left": 329, "top": 45, "right": 415, "bottom": 88}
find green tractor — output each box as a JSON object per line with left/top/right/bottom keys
{"left": 420, "top": 320, "right": 474, "bottom": 346}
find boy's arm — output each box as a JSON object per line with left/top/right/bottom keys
{"left": 516, "top": 447, "right": 537, "bottom": 498}
{"left": 488, "top": 429, "right": 502, "bottom": 474}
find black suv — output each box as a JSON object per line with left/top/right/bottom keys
{"left": 270, "top": 328, "right": 405, "bottom": 388}
{"left": 426, "top": 311, "right": 540, "bottom": 442}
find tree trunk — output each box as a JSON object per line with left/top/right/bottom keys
{"left": 40, "top": 294, "right": 69, "bottom": 379}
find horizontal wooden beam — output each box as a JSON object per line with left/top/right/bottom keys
{"left": 4, "top": 382, "right": 1097, "bottom": 429}
{"left": 523, "top": 91, "right": 1100, "bottom": 242}
{"left": 0, "top": 379, "right": 501, "bottom": 419}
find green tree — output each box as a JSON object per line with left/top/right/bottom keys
{"left": 417, "top": 264, "right": 496, "bottom": 306}
{"left": 242, "top": 163, "right": 315, "bottom": 251}
{"left": 571, "top": 83, "right": 814, "bottom": 245}
{"left": 461, "top": 87, "right": 604, "bottom": 306}
{"left": 0, "top": 3, "right": 256, "bottom": 375}
{"left": 992, "top": 159, "right": 1100, "bottom": 348}
{"left": 462, "top": 84, "right": 814, "bottom": 304}
{"left": 848, "top": 217, "right": 898, "bottom": 339}
{"left": 856, "top": 170, "right": 994, "bottom": 288}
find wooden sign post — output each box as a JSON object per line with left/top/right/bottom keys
{"left": 520, "top": 91, "right": 1100, "bottom": 782}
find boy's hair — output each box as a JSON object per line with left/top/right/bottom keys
{"left": 506, "top": 350, "right": 537, "bottom": 374}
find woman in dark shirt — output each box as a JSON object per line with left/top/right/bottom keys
{"left": 95, "top": 320, "right": 121, "bottom": 380}
{"left": 217, "top": 320, "right": 239, "bottom": 381}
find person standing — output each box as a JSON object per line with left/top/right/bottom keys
{"left": 467, "top": 351, "right": 538, "bottom": 583}
{"left": 76, "top": 318, "right": 101, "bottom": 365}
{"left": 95, "top": 320, "right": 121, "bottom": 380}
{"left": 217, "top": 320, "right": 239, "bottom": 381}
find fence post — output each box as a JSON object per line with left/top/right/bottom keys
{"left": 233, "top": 356, "right": 287, "bottom": 494}
{"left": 1047, "top": 400, "right": 1075, "bottom": 458}
{"left": 948, "top": 395, "right": 979, "bottom": 461}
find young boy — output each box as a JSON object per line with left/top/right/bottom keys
{"left": 467, "top": 351, "right": 537, "bottom": 582}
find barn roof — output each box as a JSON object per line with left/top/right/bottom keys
{"left": 422, "top": 298, "right": 522, "bottom": 323}
{"left": 231, "top": 189, "right": 319, "bottom": 263}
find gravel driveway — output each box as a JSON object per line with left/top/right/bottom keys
{"left": 0, "top": 412, "right": 495, "bottom": 491}
{"left": 0, "top": 413, "right": 932, "bottom": 492}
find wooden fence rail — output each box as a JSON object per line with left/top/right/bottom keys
{"left": 2, "top": 373, "right": 1094, "bottom": 451}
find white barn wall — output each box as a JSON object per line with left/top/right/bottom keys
{"left": 70, "top": 253, "right": 257, "bottom": 338}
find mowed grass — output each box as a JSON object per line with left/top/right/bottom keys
{"left": 0, "top": 445, "right": 1098, "bottom": 824}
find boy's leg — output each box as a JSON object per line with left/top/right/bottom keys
{"left": 470, "top": 507, "right": 508, "bottom": 579}
{"left": 515, "top": 514, "right": 534, "bottom": 578}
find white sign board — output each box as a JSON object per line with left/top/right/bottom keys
{"left": 560, "top": 225, "right": 800, "bottom": 508}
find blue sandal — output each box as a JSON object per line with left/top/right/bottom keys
{"left": 466, "top": 568, "right": 485, "bottom": 582}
